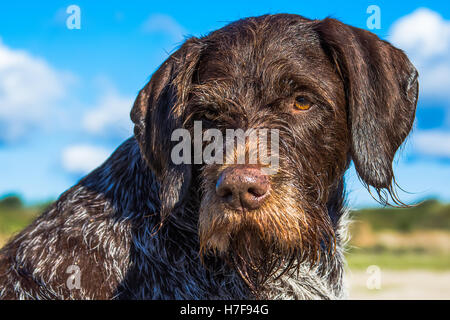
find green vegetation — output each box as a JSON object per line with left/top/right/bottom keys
{"left": 347, "top": 199, "right": 450, "bottom": 270}
{"left": 351, "top": 199, "right": 450, "bottom": 232}
{"left": 0, "top": 194, "right": 50, "bottom": 244}
{"left": 0, "top": 195, "right": 449, "bottom": 271}
{"left": 346, "top": 247, "right": 450, "bottom": 271}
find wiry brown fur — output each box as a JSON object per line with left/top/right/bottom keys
{"left": 0, "top": 14, "right": 418, "bottom": 300}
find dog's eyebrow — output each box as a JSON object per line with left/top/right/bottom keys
{"left": 285, "top": 74, "right": 342, "bottom": 105}
{"left": 189, "top": 76, "right": 337, "bottom": 113}
{"left": 275, "top": 75, "right": 336, "bottom": 105}
{"left": 190, "top": 82, "right": 236, "bottom": 105}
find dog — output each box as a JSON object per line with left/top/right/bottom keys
{"left": 0, "top": 14, "right": 418, "bottom": 300}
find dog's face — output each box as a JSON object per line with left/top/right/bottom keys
{"left": 190, "top": 19, "right": 350, "bottom": 278}
{"left": 131, "top": 14, "right": 418, "bottom": 286}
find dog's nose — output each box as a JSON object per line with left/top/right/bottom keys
{"left": 216, "top": 166, "right": 270, "bottom": 211}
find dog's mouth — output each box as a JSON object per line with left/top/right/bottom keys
{"left": 197, "top": 177, "right": 336, "bottom": 291}
{"left": 194, "top": 162, "right": 337, "bottom": 291}
{"left": 198, "top": 187, "right": 308, "bottom": 255}
{"left": 198, "top": 209, "right": 299, "bottom": 291}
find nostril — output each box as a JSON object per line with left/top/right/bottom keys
{"left": 247, "top": 187, "right": 266, "bottom": 197}
{"left": 240, "top": 186, "right": 270, "bottom": 210}
{"left": 216, "top": 177, "right": 236, "bottom": 204}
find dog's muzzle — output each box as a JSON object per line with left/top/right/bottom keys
{"left": 215, "top": 165, "right": 271, "bottom": 211}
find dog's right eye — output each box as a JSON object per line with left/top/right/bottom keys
{"left": 293, "top": 96, "right": 312, "bottom": 111}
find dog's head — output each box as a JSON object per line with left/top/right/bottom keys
{"left": 131, "top": 14, "right": 418, "bottom": 286}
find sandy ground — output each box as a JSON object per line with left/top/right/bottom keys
{"left": 347, "top": 269, "right": 450, "bottom": 300}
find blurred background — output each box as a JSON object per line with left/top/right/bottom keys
{"left": 0, "top": 1, "right": 449, "bottom": 299}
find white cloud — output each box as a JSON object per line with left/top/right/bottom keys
{"left": 418, "top": 62, "right": 450, "bottom": 99}
{"left": 0, "top": 38, "right": 74, "bottom": 142}
{"left": 0, "top": 38, "right": 134, "bottom": 150}
{"left": 141, "top": 14, "right": 186, "bottom": 42}
{"left": 389, "top": 8, "right": 450, "bottom": 101}
{"left": 413, "top": 130, "right": 450, "bottom": 159}
{"left": 61, "top": 144, "right": 111, "bottom": 174}
{"left": 82, "top": 86, "right": 134, "bottom": 138}
{"left": 389, "top": 8, "right": 450, "bottom": 60}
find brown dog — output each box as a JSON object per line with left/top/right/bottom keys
{"left": 0, "top": 14, "right": 418, "bottom": 299}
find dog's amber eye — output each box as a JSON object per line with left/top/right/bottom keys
{"left": 293, "top": 97, "right": 311, "bottom": 111}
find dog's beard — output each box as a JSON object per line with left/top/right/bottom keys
{"left": 198, "top": 183, "right": 335, "bottom": 292}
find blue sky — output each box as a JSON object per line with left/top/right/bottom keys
{"left": 0, "top": 1, "right": 449, "bottom": 208}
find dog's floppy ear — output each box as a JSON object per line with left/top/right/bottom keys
{"left": 131, "top": 37, "right": 204, "bottom": 218}
{"left": 315, "top": 18, "right": 419, "bottom": 204}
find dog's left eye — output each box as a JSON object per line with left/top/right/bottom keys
{"left": 293, "top": 96, "right": 312, "bottom": 111}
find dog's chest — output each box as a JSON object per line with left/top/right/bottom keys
{"left": 118, "top": 229, "right": 344, "bottom": 300}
